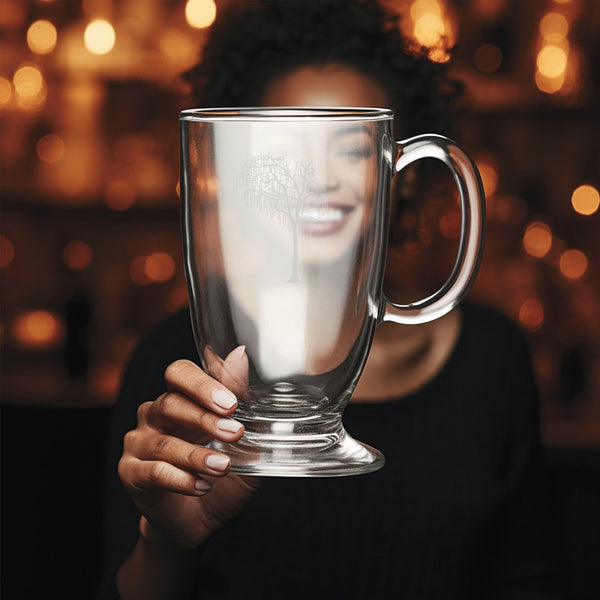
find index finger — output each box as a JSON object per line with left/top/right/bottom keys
{"left": 163, "top": 359, "right": 238, "bottom": 415}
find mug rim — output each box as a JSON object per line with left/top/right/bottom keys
{"left": 180, "top": 106, "right": 393, "bottom": 122}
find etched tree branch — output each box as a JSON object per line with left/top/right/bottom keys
{"left": 240, "top": 153, "right": 319, "bottom": 281}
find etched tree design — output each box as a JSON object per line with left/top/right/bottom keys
{"left": 240, "top": 153, "right": 318, "bottom": 282}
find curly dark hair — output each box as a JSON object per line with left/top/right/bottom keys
{"left": 184, "top": 0, "right": 461, "bottom": 138}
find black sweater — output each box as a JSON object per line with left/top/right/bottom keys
{"left": 99, "top": 303, "right": 559, "bottom": 599}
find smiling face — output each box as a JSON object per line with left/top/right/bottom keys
{"left": 255, "top": 64, "right": 392, "bottom": 264}
{"left": 194, "top": 67, "right": 395, "bottom": 378}
{"left": 245, "top": 117, "right": 379, "bottom": 264}
{"left": 298, "top": 123, "right": 376, "bottom": 238}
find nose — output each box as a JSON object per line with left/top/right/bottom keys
{"left": 307, "top": 150, "right": 341, "bottom": 195}
{"left": 303, "top": 131, "right": 341, "bottom": 195}
{"left": 308, "top": 170, "right": 340, "bottom": 194}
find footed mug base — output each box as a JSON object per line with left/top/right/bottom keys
{"left": 208, "top": 418, "right": 385, "bottom": 477}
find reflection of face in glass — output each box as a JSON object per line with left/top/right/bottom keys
{"left": 245, "top": 121, "right": 378, "bottom": 266}
{"left": 259, "top": 64, "right": 392, "bottom": 271}
{"left": 201, "top": 66, "right": 394, "bottom": 379}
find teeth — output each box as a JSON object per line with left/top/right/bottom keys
{"left": 300, "top": 206, "right": 346, "bottom": 223}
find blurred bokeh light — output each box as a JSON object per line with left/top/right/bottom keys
{"left": 537, "top": 45, "right": 568, "bottom": 78}
{"left": 62, "top": 240, "right": 93, "bottom": 271}
{"left": 13, "top": 63, "right": 47, "bottom": 111}
{"left": 27, "top": 20, "right": 58, "bottom": 55}
{"left": 12, "top": 310, "right": 64, "bottom": 350}
{"left": 559, "top": 249, "right": 589, "bottom": 281}
{"left": 186, "top": 0, "right": 217, "bottom": 29}
{"left": 523, "top": 222, "right": 553, "bottom": 259}
{"left": 36, "top": 134, "right": 65, "bottom": 164}
{"left": 539, "top": 12, "right": 569, "bottom": 42}
{"left": 84, "top": 19, "right": 116, "bottom": 55}
{"left": 571, "top": 185, "right": 599, "bottom": 216}
{"left": 0, "top": 237, "right": 15, "bottom": 268}
{"left": 519, "top": 298, "right": 545, "bottom": 333}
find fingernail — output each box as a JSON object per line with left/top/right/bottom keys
{"left": 212, "top": 389, "right": 237, "bottom": 410}
{"left": 217, "top": 418, "right": 243, "bottom": 433}
{"left": 237, "top": 345, "right": 246, "bottom": 358}
{"left": 195, "top": 478, "right": 212, "bottom": 493}
{"left": 206, "top": 454, "right": 230, "bottom": 472}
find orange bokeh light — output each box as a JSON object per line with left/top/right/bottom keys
{"left": 13, "top": 64, "right": 43, "bottom": 95}
{"left": 539, "top": 12, "right": 569, "bottom": 42}
{"left": 1, "top": 236, "right": 15, "bottom": 268}
{"left": 571, "top": 184, "right": 599, "bottom": 216}
{"left": 439, "top": 210, "right": 461, "bottom": 239}
{"left": 13, "top": 63, "right": 47, "bottom": 111}
{"left": 37, "top": 134, "right": 65, "bottom": 164}
{"left": 91, "top": 362, "right": 122, "bottom": 399}
{"left": 130, "top": 253, "right": 176, "bottom": 285}
{"left": 27, "top": 19, "right": 57, "bottom": 54}
{"left": 519, "top": 299, "right": 545, "bottom": 332}
{"left": 145, "top": 252, "right": 176, "bottom": 283}
{"left": 428, "top": 47, "right": 451, "bottom": 64}
{"left": 523, "top": 222, "right": 553, "bottom": 258}
{"left": 414, "top": 13, "right": 445, "bottom": 47}
{"left": 185, "top": 0, "right": 217, "bottom": 29}
{"left": 0, "top": 76, "right": 12, "bottom": 105}
{"left": 477, "top": 162, "right": 499, "bottom": 198}
{"left": 559, "top": 249, "right": 588, "bottom": 280}
{"left": 537, "top": 45, "right": 568, "bottom": 78}
{"left": 12, "top": 310, "right": 64, "bottom": 349}
{"left": 411, "top": 0, "right": 442, "bottom": 21}
{"left": 535, "top": 70, "right": 565, "bottom": 94}
{"left": 105, "top": 181, "right": 136, "bottom": 210}
{"left": 84, "top": 19, "right": 115, "bottom": 55}
{"left": 62, "top": 240, "right": 93, "bottom": 270}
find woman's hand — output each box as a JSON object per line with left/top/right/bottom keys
{"left": 117, "top": 347, "right": 260, "bottom": 552}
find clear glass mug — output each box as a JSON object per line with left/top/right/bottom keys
{"left": 180, "top": 107, "right": 485, "bottom": 476}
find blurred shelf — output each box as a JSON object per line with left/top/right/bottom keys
{"left": 0, "top": 361, "right": 119, "bottom": 408}
{"left": 1, "top": 196, "right": 180, "bottom": 217}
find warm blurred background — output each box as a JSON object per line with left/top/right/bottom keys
{"left": 1, "top": 0, "right": 599, "bottom": 598}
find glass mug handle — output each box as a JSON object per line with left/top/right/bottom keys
{"left": 382, "top": 135, "right": 486, "bottom": 325}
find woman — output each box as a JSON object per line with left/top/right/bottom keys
{"left": 99, "top": 2, "right": 559, "bottom": 599}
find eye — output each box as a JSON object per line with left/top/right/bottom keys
{"left": 331, "top": 128, "right": 375, "bottom": 161}
{"left": 336, "top": 145, "right": 374, "bottom": 160}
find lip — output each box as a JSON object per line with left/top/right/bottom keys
{"left": 299, "top": 203, "right": 355, "bottom": 236}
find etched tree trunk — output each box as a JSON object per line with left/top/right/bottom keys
{"left": 241, "top": 153, "right": 318, "bottom": 282}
